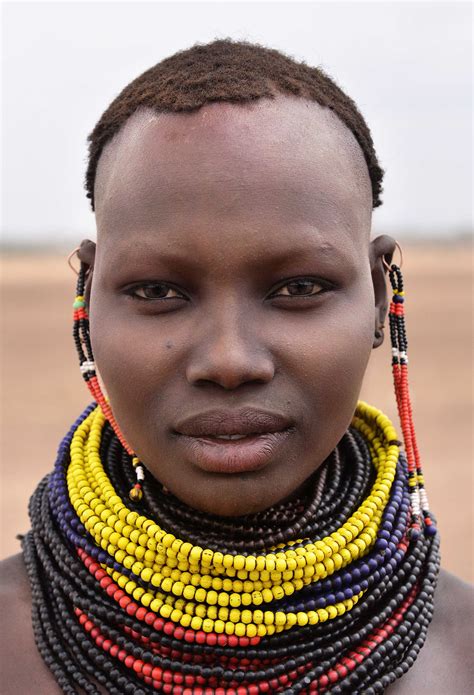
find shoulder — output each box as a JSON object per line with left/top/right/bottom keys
{"left": 433, "top": 567, "right": 474, "bottom": 631}
{"left": 0, "top": 552, "right": 63, "bottom": 694}
{"left": 387, "top": 568, "right": 474, "bottom": 694}
{"left": 0, "top": 552, "right": 33, "bottom": 628}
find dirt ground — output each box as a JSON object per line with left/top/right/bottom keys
{"left": 1, "top": 245, "right": 473, "bottom": 583}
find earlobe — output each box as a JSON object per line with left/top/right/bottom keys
{"left": 77, "top": 239, "right": 96, "bottom": 305}
{"left": 370, "top": 234, "right": 397, "bottom": 349}
{"left": 372, "top": 323, "right": 386, "bottom": 349}
{"left": 77, "top": 238, "right": 96, "bottom": 267}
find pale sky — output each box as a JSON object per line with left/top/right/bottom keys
{"left": 1, "top": 0, "right": 472, "bottom": 246}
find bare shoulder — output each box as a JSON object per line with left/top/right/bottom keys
{"left": 0, "top": 552, "right": 62, "bottom": 694}
{"left": 388, "top": 568, "right": 474, "bottom": 694}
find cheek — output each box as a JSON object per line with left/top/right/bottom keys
{"left": 277, "top": 290, "right": 375, "bottom": 441}
{"left": 89, "top": 302, "right": 186, "bottom": 447}
{"left": 324, "top": 297, "right": 374, "bottom": 393}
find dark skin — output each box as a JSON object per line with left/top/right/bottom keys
{"left": 76, "top": 97, "right": 389, "bottom": 517}
{"left": 1, "top": 97, "right": 472, "bottom": 693}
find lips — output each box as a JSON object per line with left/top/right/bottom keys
{"left": 173, "top": 408, "right": 295, "bottom": 474}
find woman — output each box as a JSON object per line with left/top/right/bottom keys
{"left": 1, "top": 40, "right": 472, "bottom": 694}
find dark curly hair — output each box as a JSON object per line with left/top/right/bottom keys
{"left": 85, "top": 39, "right": 384, "bottom": 210}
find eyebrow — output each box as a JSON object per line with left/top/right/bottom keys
{"left": 108, "top": 238, "right": 355, "bottom": 274}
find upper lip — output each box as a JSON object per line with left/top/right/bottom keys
{"left": 174, "top": 408, "right": 294, "bottom": 437}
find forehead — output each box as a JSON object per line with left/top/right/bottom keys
{"left": 94, "top": 96, "right": 372, "bottom": 248}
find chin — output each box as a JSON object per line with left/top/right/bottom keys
{"left": 166, "top": 481, "right": 284, "bottom": 518}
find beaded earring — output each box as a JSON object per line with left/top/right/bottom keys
{"left": 383, "top": 250, "right": 436, "bottom": 538}
{"left": 70, "top": 253, "right": 145, "bottom": 502}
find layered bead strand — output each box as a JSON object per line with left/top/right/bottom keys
{"left": 72, "top": 269, "right": 134, "bottom": 459}
{"left": 387, "top": 265, "right": 436, "bottom": 538}
{"left": 22, "top": 400, "right": 440, "bottom": 694}
{"left": 73, "top": 263, "right": 144, "bottom": 501}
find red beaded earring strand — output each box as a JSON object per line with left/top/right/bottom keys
{"left": 69, "top": 250, "right": 145, "bottom": 502}
{"left": 383, "top": 247, "right": 436, "bottom": 539}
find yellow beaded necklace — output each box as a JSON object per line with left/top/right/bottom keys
{"left": 67, "top": 400, "right": 398, "bottom": 639}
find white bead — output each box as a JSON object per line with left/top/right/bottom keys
{"left": 410, "top": 491, "right": 421, "bottom": 515}
{"left": 419, "top": 488, "right": 430, "bottom": 511}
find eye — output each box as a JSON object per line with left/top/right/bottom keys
{"left": 270, "top": 278, "right": 327, "bottom": 298}
{"left": 127, "top": 283, "right": 187, "bottom": 301}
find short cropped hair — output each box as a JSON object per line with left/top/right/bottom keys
{"left": 85, "top": 39, "right": 384, "bottom": 210}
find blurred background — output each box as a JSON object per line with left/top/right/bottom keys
{"left": 1, "top": 1, "right": 472, "bottom": 581}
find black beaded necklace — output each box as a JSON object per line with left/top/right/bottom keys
{"left": 21, "top": 258, "right": 440, "bottom": 694}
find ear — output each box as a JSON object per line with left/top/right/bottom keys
{"left": 77, "top": 239, "right": 96, "bottom": 306}
{"left": 369, "top": 234, "right": 397, "bottom": 349}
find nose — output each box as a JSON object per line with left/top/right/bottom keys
{"left": 185, "top": 305, "right": 275, "bottom": 390}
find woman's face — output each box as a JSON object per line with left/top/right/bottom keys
{"left": 83, "top": 96, "right": 393, "bottom": 516}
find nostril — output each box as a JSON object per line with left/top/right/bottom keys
{"left": 185, "top": 349, "right": 275, "bottom": 390}
{"left": 190, "top": 373, "right": 273, "bottom": 391}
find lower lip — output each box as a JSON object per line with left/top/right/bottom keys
{"left": 174, "top": 430, "right": 293, "bottom": 474}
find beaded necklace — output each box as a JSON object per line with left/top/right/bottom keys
{"left": 22, "top": 259, "right": 440, "bottom": 694}
{"left": 23, "top": 399, "right": 440, "bottom": 694}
